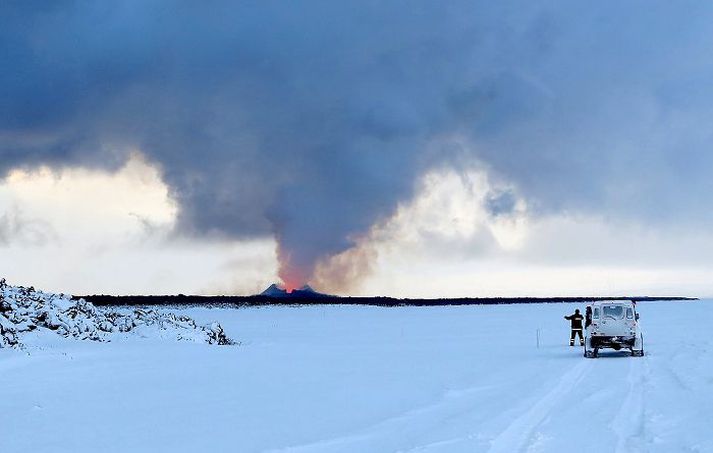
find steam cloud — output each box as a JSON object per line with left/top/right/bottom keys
{"left": 3, "top": 2, "right": 713, "bottom": 289}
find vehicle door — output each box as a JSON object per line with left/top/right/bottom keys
{"left": 600, "top": 304, "right": 626, "bottom": 336}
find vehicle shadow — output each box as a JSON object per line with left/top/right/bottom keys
{"left": 591, "top": 350, "right": 637, "bottom": 359}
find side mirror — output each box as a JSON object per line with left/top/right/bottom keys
{"left": 635, "top": 313, "right": 640, "bottom": 321}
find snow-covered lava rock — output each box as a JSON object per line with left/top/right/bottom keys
{"left": 0, "top": 278, "right": 233, "bottom": 348}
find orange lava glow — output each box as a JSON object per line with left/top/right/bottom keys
{"left": 281, "top": 279, "right": 301, "bottom": 294}
{"left": 276, "top": 245, "right": 307, "bottom": 294}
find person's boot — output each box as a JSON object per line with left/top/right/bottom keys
{"left": 569, "top": 340, "right": 575, "bottom": 346}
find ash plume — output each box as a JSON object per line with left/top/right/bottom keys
{"left": 3, "top": 2, "right": 713, "bottom": 289}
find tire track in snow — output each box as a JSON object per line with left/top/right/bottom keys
{"left": 486, "top": 359, "right": 592, "bottom": 453}
{"left": 612, "top": 357, "right": 647, "bottom": 453}
{"left": 266, "top": 384, "right": 493, "bottom": 453}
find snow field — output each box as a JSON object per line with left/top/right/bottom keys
{"left": 1, "top": 300, "right": 712, "bottom": 452}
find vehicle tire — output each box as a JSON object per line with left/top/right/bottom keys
{"left": 632, "top": 333, "right": 644, "bottom": 357}
{"left": 583, "top": 334, "right": 595, "bottom": 358}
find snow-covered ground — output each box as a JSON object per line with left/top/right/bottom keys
{"left": 0, "top": 280, "right": 231, "bottom": 347}
{"left": 1, "top": 300, "right": 712, "bottom": 453}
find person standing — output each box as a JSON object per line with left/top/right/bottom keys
{"left": 564, "top": 309, "right": 584, "bottom": 346}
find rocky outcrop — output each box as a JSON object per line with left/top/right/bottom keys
{"left": 0, "top": 278, "right": 233, "bottom": 348}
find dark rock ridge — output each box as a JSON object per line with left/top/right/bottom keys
{"left": 77, "top": 293, "right": 697, "bottom": 308}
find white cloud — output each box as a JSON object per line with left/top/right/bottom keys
{"left": 0, "top": 154, "right": 278, "bottom": 295}
{"left": 317, "top": 166, "right": 713, "bottom": 298}
{"left": 1, "top": 152, "right": 176, "bottom": 244}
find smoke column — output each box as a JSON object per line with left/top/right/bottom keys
{"left": 3, "top": 2, "right": 713, "bottom": 289}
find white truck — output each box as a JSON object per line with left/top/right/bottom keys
{"left": 584, "top": 300, "right": 644, "bottom": 358}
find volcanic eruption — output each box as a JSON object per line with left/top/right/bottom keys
{"left": 260, "top": 283, "right": 325, "bottom": 298}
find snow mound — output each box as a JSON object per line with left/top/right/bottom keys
{"left": 0, "top": 278, "right": 233, "bottom": 348}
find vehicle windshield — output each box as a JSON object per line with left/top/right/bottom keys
{"left": 602, "top": 305, "right": 625, "bottom": 320}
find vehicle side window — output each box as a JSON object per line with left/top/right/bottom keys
{"left": 626, "top": 308, "right": 633, "bottom": 319}
{"left": 593, "top": 308, "right": 600, "bottom": 319}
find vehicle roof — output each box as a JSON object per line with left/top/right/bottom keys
{"left": 589, "top": 300, "right": 635, "bottom": 307}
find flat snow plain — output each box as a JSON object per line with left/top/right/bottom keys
{"left": 2, "top": 300, "right": 712, "bottom": 453}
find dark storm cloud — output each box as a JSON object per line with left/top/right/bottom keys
{"left": 3, "top": 1, "right": 713, "bottom": 284}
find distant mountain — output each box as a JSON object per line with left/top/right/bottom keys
{"left": 259, "top": 283, "right": 330, "bottom": 298}
{"left": 260, "top": 284, "right": 288, "bottom": 297}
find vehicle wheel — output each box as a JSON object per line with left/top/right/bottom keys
{"left": 632, "top": 333, "right": 644, "bottom": 357}
{"left": 583, "top": 335, "right": 595, "bottom": 358}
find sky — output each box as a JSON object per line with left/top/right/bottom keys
{"left": 2, "top": 1, "right": 713, "bottom": 297}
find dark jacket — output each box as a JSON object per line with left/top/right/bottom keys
{"left": 565, "top": 313, "right": 584, "bottom": 330}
